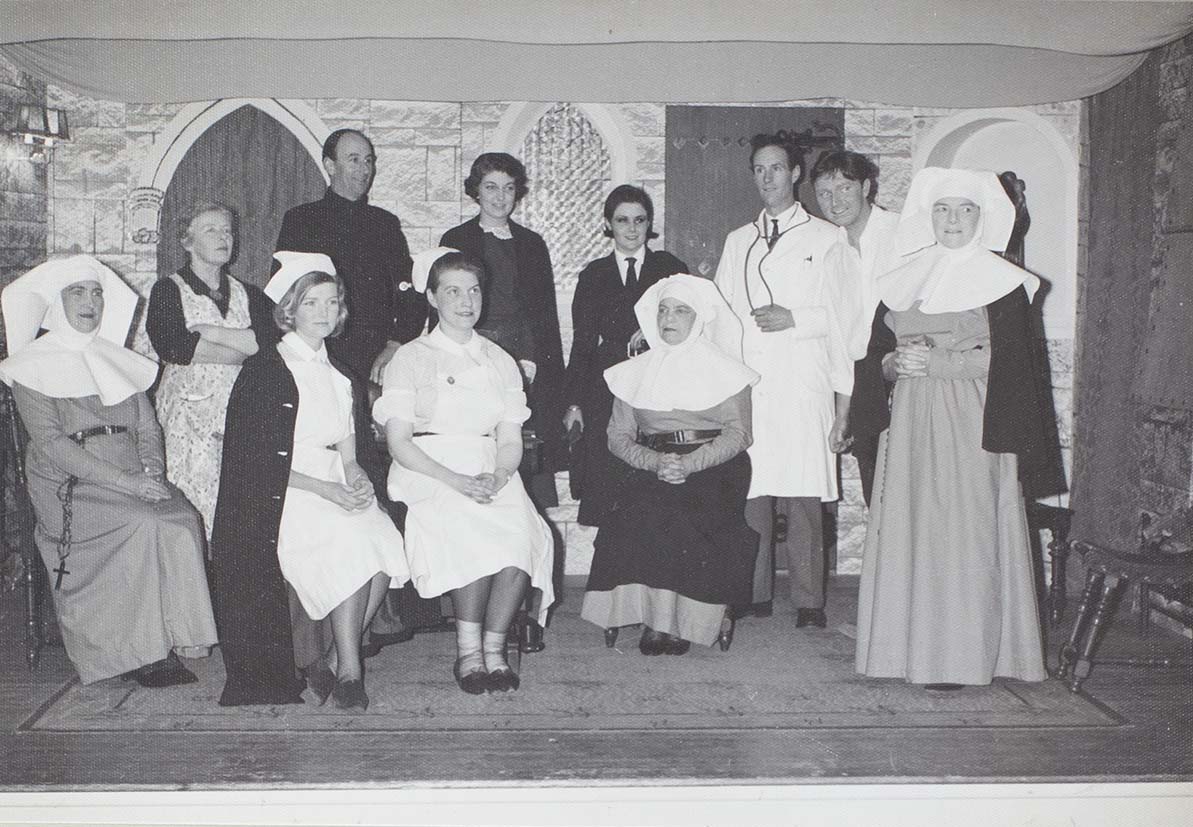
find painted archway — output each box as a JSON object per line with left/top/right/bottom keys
{"left": 489, "top": 102, "right": 637, "bottom": 185}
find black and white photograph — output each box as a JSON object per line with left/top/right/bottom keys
{"left": 0, "top": 2, "right": 1191, "bottom": 824}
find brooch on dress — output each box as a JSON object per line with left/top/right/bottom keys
{"left": 447, "top": 376, "right": 455, "bottom": 384}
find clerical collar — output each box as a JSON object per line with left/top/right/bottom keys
{"left": 323, "top": 188, "right": 368, "bottom": 209}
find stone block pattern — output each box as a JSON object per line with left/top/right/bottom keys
{"left": 21, "top": 54, "right": 1084, "bottom": 579}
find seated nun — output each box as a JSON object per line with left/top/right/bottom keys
{"left": 0, "top": 255, "right": 218, "bottom": 687}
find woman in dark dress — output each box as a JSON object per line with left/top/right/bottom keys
{"left": 563, "top": 185, "right": 687, "bottom": 527}
{"left": 581, "top": 275, "right": 759, "bottom": 655}
{"left": 440, "top": 152, "right": 564, "bottom": 650}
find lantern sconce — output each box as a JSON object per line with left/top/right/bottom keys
{"left": 5, "top": 104, "right": 70, "bottom": 162}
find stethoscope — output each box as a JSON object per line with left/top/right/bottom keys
{"left": 742, "top": 211, "right": 810, "bottom": 311}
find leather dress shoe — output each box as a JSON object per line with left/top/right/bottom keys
{"left": 795, "top": 608, "right": 827, "bottom": 629}
{"left": 332, "top": 678, "right": 369, "bottom": 711}
{"left": 486, "top": 667, "right": 521, "bottom": 693}
{"left": 302, "top": 662, "right": 336, "bottom": 706}
{"left": 360, "top": 640, "right": 383, "bottom": 660}
{"left": 518, "top": 618, "right": 546, "bottom": 654}
{"left": 453, "top": 658, "right": 489, "bottom": 695}
{"left": 925, "top": 683, "right": 965, "bottom": 692}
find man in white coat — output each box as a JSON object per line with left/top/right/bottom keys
{"left": 811, "top": 150, "right": 901, "bottom": 506}
{"left": 714, "top": 133, "right": 854, "bottom": 629}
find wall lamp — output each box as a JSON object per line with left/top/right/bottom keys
{"left": 5, "top": 104, "right": 70, "bottom": 162}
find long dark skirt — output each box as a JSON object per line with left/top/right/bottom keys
{"left": 586, "top": 450, "right": 757, "bottom": 606}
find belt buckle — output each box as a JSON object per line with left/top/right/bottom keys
{"left": 674, "top": 430, "right": 687, "bottom": 444}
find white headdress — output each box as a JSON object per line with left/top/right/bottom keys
{"left": 0, "top": 255, "right": 158, "bottom": 404}
{"left": 410, "top": 247, "right": 460, "bottom": 293}
{"left": 265, "top": 251, "right": 336, "bottom": 303}
{"left": 604, "top": 274, "right": 758, "bottom": 412}
{"left": 878, "top": 167, "right": 1039, "bottom": 314}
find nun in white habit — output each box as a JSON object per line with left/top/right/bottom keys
{"left": 854, "top": 167, "right": 1050, "bottom": 688}
{"left": 0, "top": 255, "right": 217, "bottom": 686}
{"left": 581, "top": 274, "right": 760, "bottom": 655}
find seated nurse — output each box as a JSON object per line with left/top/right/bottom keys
{"left": 374, "top": 248, "right": 554, "bottom": 695}
{"left": 0, "top": 255, "right": 217, "bottom": 687}
{"left": 212, "top": 252, "right": 410, "bottom": 711}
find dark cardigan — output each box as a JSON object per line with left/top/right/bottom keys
{"left": 850, "top": 287, "right": 1067, "bottom": 499}
{"left": 440, "top": 216, "right": 566, "bottom": 469}
{"left": 210, "top": 342, "right": 375, "bottom": 706}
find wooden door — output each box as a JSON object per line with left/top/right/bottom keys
{"left": 158, "top": 105, "right": 327, "bottom": 287}
{"left": 664, "top": 105, "right": 844, "bottom": 277}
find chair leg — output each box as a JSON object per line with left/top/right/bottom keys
{"left": 1049, "top": 534, "right": 1071, "bottom": 625}
{"left": 1138, "top": 583, "right": 1152, "bottom": 635}
{"left": 1068, "top": 575, "right": 1126, "bottom": 693}
{"left": 1058, "top": 569, "right": 1104, "bottom": 681}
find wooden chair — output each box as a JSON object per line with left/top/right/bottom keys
{"left": 0, "top": 383, "right": 51, "bottom": 670}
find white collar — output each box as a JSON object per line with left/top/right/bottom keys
{"left": 281, "top": 331, "right": 330, "bottom": 363}
{"left": 614, "top": 247, "right": 647, "bottom": 284}
{"left": 426, "top": 324, "right": 486, "bottom": 359}
{"left": 480, "top": 221, "right": 513, "bottom": 241}
{"left": 756, "top": 201, "right": 805, "bottom": 235}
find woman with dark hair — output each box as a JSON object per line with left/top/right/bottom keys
{"left": 563, "top": 185, "right": 688, "bottom": 527}
{"left": 147, "top": 202, "right": 276, "bottom": 539}
{"left": 440, "top": 152, "right": 565, "bottom": 650}
{"left": 212, "top": 252, "right": 409, "bottom": 711}
{"left": 375, "top": 249, "right": 554, "bottom": 695}
{"left": 853, "top": 168, "right": 1052, "bottom": 689}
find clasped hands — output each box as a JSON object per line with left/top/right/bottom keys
{"left": 885, "top": 336, "right": 932, "bottom": 380}
{"left": 751, "top": 304, "right": 795, "bottom": 332}
{"left": 454, "top": 467, "right": 513, "bottom": 504}
{"left": 656, "top": 454, "right": 688, "bottom": 485}
{"left": 122, "top": 467, "right": 171, "bottom": 503}
{"left": 322, "top": 464, "right": 376, "bottom": 513}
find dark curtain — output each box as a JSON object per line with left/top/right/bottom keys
{"left": 1072, "top": 51, "right": 1164, "bottom": 549}
{"left": 157, "top": 104, "right": 327, "bottom": 288}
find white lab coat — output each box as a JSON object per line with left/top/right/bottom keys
{"left": 714, "top": 204, "right": 852, "bottom": 501}
{"left": 822, "top": 204, "right": 902, "bottom": 361}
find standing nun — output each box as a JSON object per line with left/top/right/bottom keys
{"left": 853, "top": 167, "right": 1051, "bottom": 688}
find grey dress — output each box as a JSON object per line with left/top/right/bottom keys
{"left": 854, "top": 305, "right": 1046, "bottom": 685}
{"left": 15, "top": 385, "right": 218, "bottom": 684}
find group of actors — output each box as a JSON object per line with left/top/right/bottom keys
{"left": 0, "top": 125, "right": 1064, "bottom": 712}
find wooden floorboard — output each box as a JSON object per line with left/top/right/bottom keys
{"left": 0, "top": 579, "right": 1190, "bottom": 789}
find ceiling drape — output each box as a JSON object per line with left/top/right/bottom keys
{"left": 1, "top": 1, "right": 1191, "bottom": 105}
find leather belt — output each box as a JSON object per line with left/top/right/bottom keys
{"left": 68, "top": 424, "right": 128, "bottom": 444}
{"left": 638, "top": 429, "right": 720, "bottom": 450}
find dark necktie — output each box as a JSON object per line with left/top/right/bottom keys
{"left": 768, "top": 219, "right": 780, "bottom": 251}
{"left": 625, "top": 256, "right": 638, "bottom": 291}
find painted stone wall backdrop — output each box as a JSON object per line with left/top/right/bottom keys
{"left": 23, "top": 57, "right": 1081, "bottom": 576}
{"left": 0, "top": 62, "right": 48, "bottom": 299}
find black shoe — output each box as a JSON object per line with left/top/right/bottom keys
{"left": 638, "top": 627, "right": 667, "bottom": 656}
{"left": 795, "top": 608, "right": 827, "bottom": 629}
{"left": 302, "top": 662, "right": 336, "bottom": 706}
{"left": 925, "top": 683, "right": 965, "bottom": 692}
{"left": 360, "top": 640, "right": 383, "bottom": 660}
{"left": 733, "top": 600, "right": 773, "bottom": 620}
{"left": 519, "top": 618, "right": 545, "bottom": 654}
{"left": 123, "top": 653, "right": 197, "bottom": 688}
{"left": 716, "top": 616, "right": 736, "bottom": 652}
{"left": 486, "top": 667, "right": 521, "bottom": 693}
{"left": 662, "top": 635, "right": 690, "bottom": 656}
{"left": 453, "top": 658, "right": 488, "bottom": 695}
{"left": 604, "top": 627, "right": 619, "bottom": 648}
{"left": 370, "top": 628, "right": 416, "bottom": 647}
{"left": 332, "top": 678, "right": 369, "bottom": 711}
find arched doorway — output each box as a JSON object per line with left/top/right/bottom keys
{"left": 157, "top": 104, "right": 327, "bottom": 287}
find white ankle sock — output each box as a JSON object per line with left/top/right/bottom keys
{"left": 456, "top": 620, "right": 484, "bottom": 674}
{"left": 482, "top": 629, "right": 509, "bottom": 673}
